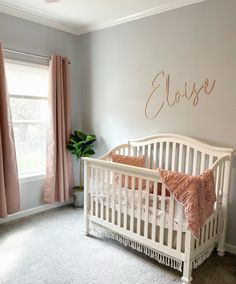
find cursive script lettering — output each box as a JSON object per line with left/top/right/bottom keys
{"left": 145, "top": 71, "right": 215, "bottom": 120}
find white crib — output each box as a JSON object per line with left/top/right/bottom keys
{"left": 83, "top": 134, "right": 233, "bottom": 284}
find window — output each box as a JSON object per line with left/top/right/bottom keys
{"left": 5, "top": 60, "right": 49, "bottom": 177}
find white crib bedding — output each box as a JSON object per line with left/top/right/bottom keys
{"left": 90, "top": 180, "right": 186, "bottom": 231}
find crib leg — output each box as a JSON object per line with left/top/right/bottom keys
{"left": 85, "top": 219, "right": 90, "bottom": 236}
{"left": 84, "top": 201, "right": 90, "bottom": 236}
{"left": 181, "top": 261, "right": 193, "bottom": 284}
{"left": 217, "top": 239, "right": 225, "bottom": 257}
{"left": 217, "top": 211, "right": 226, "bottom": 257}
{"left": 84, "top": 198, "right": 90, "bottom": 235}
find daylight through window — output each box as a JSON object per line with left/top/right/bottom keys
{"left": 5, "top": 60, "right": 49, "bottom": 177}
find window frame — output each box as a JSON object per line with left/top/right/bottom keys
{"left": 5, "top": 59, "right": 49, "bottom": 181}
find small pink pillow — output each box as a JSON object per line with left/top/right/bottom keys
{"left": 111, "top": 154, "right": 144, "bottom": 168}
{"left": 111, "top": 154, "right": 145, "bottom": 189}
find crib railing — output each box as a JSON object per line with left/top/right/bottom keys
{"left": 84, "top": 158, "right": 187, "bottom": 260}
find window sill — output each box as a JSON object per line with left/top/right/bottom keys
{"left": 19, "top": 173, "right": 46, "bottom": 184}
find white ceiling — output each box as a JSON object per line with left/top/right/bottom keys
{"left": 0, "top": 0, "right": 205, "bottom": 35}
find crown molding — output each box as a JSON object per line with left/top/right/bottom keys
{"left": 76, "top": 0, "right": 206, "bottom": 35}
{"left": 0, "top": 0, "right": 206, "bottom": 36}
{"left": 0, "top": 1, "right": 78, "bottom": 35}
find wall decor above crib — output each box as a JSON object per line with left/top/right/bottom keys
{"left": 145, "top": 71, "right": 216, "bottom": 120}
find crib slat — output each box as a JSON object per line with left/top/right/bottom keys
{"left": 198, "top": 228, "right": 202, "bottom": 247}
{"left": 185, "top": 146, "right": 190, "bottom": 174}
{"left": 171, "top": 142, "right": 176, "bottom": 171}
{"left": 117, "top": 173, "right": 122, "bottom": 227}
{"left": 210, "top": 214, "right": 215, "bottom": 237}
{"left": 100, "top": 169, "right": 104, "bottom": 220}
{"left": 205, "top": 217, "right": 211, "bottom": 244}
{"left": 112, "top": 171, "right": 116, "bottom": 224}
{"left": 215, "top": 166, "right": 220, "bottom": 204}
{"left": 159, "top": 142, "right": 163, "bottom": 168}
{"left": 91, "top": 167, "right": 95, "bottom": 217}
{"left": 192, "top": 149, "right": 197, "bottom": 175}
{"left": 199, "top": 222, "right": 207, "bottom": 246}
{"left": 128, "top": 145, "right": 131, "bottom": 156}
{"left": 106, "top": 171, "right": 110, "bottom": 222}
{"left": 165, "top": 142, "right": 169, "bottom": 170}
{"left": 95, "top": 168, "right": 99, "bottom": 217}
{"left": 200, "top": 152, "right": 205, "bottom": 172}
{"left": 124, "top": 175, "right": 128, "bottom": 230}
{"left": 137, "top": 178, "right": 142, "bottom": 235}
{"left": 144, "top": 180, "right": 150, "bottom": 238}
{"left": 151, "top": 182, "right": 158, "bottom": 241}
{"left": 159, "top": 183, "right": 166, "bottom": 245}
{"left": 218, "top": 164, "right": 224, "bottom": 200}
{"left": 178, "top": 144, "right": 183, "bottom": 172}
{"left": 153, "top": 143, "right": 157, "bottom": 169}
{"left": 167, "top": 194, "right": 174, "bottom": 248}
{"left": 142, "top": 145, "right": 146, "bottom": 156}
{"left": 131, "top": 146, "right": 135, "bottom": 156}
{"left": 130, "top": 176, "right": 135, "bottom": 232}
{"left": 147, "top": 144, "right": 151, "bottom": 168}
{"left": 176, "top": 204, "right": 183, "bottom": 252}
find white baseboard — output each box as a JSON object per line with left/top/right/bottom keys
{"left": 225, "top": 243, "right": 236, "bottom": 255}
{"left": 0, "top": 200, "right": 73, "bottom": 225}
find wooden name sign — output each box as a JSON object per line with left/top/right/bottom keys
{"left": 145, "top": 71, "right": 215, "bottom": 120}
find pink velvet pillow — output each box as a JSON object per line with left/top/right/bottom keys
{"left": 110, "top": 154, "right": 145, "bottom": 189}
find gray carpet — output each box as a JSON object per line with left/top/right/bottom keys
{"left": 0, "top": 206, "right": 235, "bottom": 284}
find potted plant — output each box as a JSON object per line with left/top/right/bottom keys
{"left": 67, "top": 130, "right": 96, "bottom": 207}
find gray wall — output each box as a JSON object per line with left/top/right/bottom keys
{"left": 0, "top": 13, "right": 82, "bottom": 210}
{"left": 78, "top": 0, "right": 236, "bottom": 245}
{"left": 0, "top": 0, "right": 236, "bottom": 247}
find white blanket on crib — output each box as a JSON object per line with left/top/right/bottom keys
{"left": 90, "top": 179, "right": 186, "bottom": 226}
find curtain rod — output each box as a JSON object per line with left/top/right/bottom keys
{"left": 3, "top": 48, "right": 50, "bottom": 61}
{"left": 3, "top": 48, "right": 71, "bottom": 63}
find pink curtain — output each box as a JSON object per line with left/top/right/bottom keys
{"left": 0, "top": 43, "right": 20, "bottom": 218}
{"left": 44, "top": 55, "right": 73, "bottom": 203}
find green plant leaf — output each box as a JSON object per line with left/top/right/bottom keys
{"left": 67, "top": 144, "right": 75, "bottom": 151}
{"left": 75, "top": 131, "right": 86, "bottom": 141}
{"left": 83, "top": 146, "right": 93, "bottom": 154}
{"left": 69, "top": 138, "right": 77, "bottom": 144}
{"left": 86, "top": 135, "right": 96, "bottom": 141}
{"left": 83, "top": 153, "right": 90, "bottom": 157}
{"left": 89, "top": 134, "right": 96, "bottom": 139}
{"left": 85, "top": 139, "right": 96, "bottom": 146}
{"left": 67, "top": 130, "right": 96, "bottom": 159}
{"left": 83, "top": 149, "right": 95, "bottom": 157}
